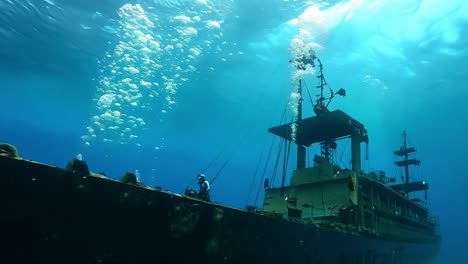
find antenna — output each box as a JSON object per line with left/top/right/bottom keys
{"left": 312, "top": 58, "right": 346, "bottom": 163}
{"left": 313, "top": 59, "right": 346, "bottom": 116}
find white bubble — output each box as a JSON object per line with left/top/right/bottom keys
{"left": 102, "top": 25, "right": 117, "bottom": 34}
{"left": 140, "top": 80, "right": 152, "bottom": 87}
{"left": 98, "top": 94, "right": 114, "bottom": 108}
{"left": 189, "top": 48, "right": 201, "bottom": 57}
{"left": 195, "top": 0, "right": 207, "bottom": 5}
{"left": 206, "top": 20, "right": 221, "bottom": 29}
{"left": 80, "top": 24, "right": 91, "bottom": 30}
{"left": 149, "top": 40, "right": 160, "bottom": 49}
{"left": 164, "top": 45, "right": 174, "bottom": 52}
{"left": 140, "top": 47, "right": 152, "bottom": 53}
{"left": 126, "top": 67, "right": 140, "bottom": 74}
{"left": 179, "top": 27, "right": 198, "bottom": 40}
{"left": 174, "top": 15, "right": 192, "bottom": 23}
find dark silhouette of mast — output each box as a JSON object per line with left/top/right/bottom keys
{"left": 297, "top": 79, "right": 306, "bottom": 169}
{"left": 293, "top": 51, "right": 314, "bottom": 170}
{"left": 314, "top": 59, "right": 332, "bottom": 162}
{"left": 394, "top": 131, "right": 421, "bottom": 196}
{"left": 293, "top": 53, "right": 346, "bottom": 169}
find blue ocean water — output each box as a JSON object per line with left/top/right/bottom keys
{"left": 1, "top": 0, "right": 467, "bottom": 262}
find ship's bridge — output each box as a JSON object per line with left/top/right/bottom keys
{"left": 268, "top": 110, "right": 368, "bottom": 147}
{"left": 263, "top": 110, "right": 368, "bottom": 223}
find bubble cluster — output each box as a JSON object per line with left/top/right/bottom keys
{"left": 287, "top": 8, "right": 321, "bottom": 142}
{"left": 82, "top": 3, "right": 228, "bottom": 148}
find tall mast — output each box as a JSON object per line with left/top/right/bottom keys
{"left": 314, "top": 59, "right": 333, "bottom": 163}
{"left": 394, "top": 131, "right": 421, "bottom": 196}
{"left": 297, "top": 80, "right": 306, "bottom": 169}
{"left": 292, "top": 53, "right": 345, "bottom": 170}
{"left": 403, "top": 132, "right": 409, "bottom": 184}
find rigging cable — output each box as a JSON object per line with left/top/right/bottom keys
{"left": 303, "top": 80, "right": 315, "bottom": 109}
{"left": 200, "top": 149, "right": 224, "bottom": 174}
{"left": 254, "top": 137, "right": 284, "bottom": 205}
{"left": 281, "top": 136, "right": 293, "bottom": 196}
{"left": 209, "top": 159, "right": 230, "bottom": 185}
{"left": 262, "top": 100, "right": 289, "bottom": 187}
{"left": 245, "top": 149, "right": 265, "bottom": 207}
{"left": 182, "top": 126, "right": 249, "bottom": 191}
{"left": 210, "top": 126, "right": 252, "bottom": 186}
{"left": 337, "top": 137, "right": 350, "bottom": 168}
{"left": 183, "top": 175, "right": 201, "bottom": 192}
{"left": 183, "top": 147, "right": 226, "bottom": 191}
{"left": 253, "top": 104, "right": 289, "bottom": 206}
{"left": 269, "top": 138, "right": 285, "bottom": 189}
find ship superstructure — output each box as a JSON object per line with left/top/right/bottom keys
{"left": 264, "top": 57, "right": 439, "bottom": 243}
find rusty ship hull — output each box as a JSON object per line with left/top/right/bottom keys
{"left": 1, "top": 155, "right": 439, "bottom": 264}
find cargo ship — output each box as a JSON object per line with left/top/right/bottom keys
{"left": 0, "top": 55, "right": 440, "bottom": 264}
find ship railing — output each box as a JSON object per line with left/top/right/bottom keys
{"left": 360, "top": 170, "right": 387, "bottom": 184}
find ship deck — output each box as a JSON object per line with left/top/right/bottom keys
{"left": 0, "top": 156, "right": 439, "bottom": 264}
